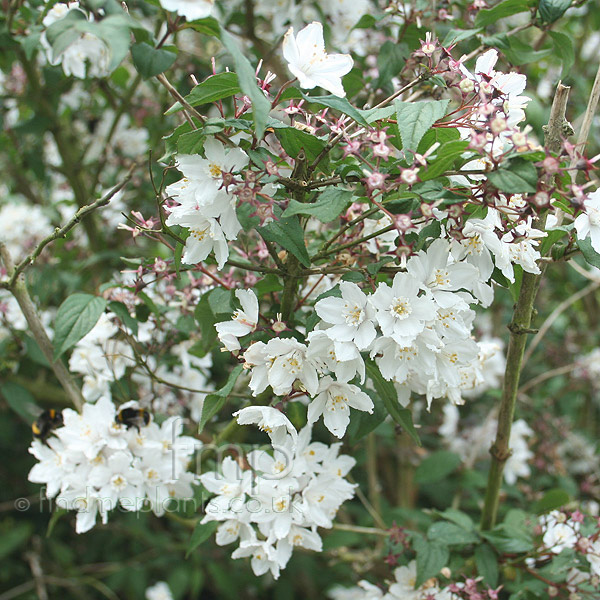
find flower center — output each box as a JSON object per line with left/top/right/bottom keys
{"left": 330, "top": 394, "right": 349, "bottom": 411}
{"left": 190, "top": 226, "right": 210, "bottom": 242}
{"left": 111, "top": 474, "right": 127, "bottom": 491}
{"left": 208, "top": 163, "right": 222, "bottom": 178}
{"left": 390, "top": 296, "right": 412, "bottom": 319}
{"left": 464, "top": 234, "right": 483, "bottom": 255}
{"left": 342, "top": 302, "right": 364, "bottom": 326}
{"left": 433, "top": 269, "right": 450, "bottom": 287}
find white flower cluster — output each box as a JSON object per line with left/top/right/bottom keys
{"left": 199, "top": 407, "right": 356, "bottom": 579}
{"left": 69, "top": 313, "right": 135, "bottom": 402}
{"left": 215, "top": 238, "right": 510, "bottom": 438}
{"left": 42, "top": 3, "right": 110, "bottom": 79}
{"left": 145, "top": 581, "right": 174, "bottom": 600}
{"left": 329, "top": 560, "right": 455, "bottom": 600}
{"left": 165, "top": 139, "right": 248, "bottom": 269}
{"left": 28, "top": 398, "right": 198, "bottom": 533}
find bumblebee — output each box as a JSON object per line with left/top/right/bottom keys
{"left": 32, "top": 409, "right": 64, "bottom": 442}
{"left": 115, "top": 407, "right": 150, "bottom": 431}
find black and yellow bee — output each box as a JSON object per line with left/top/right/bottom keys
{"left": 32, "top": 409, "right": 64, "bottom": 442}
{"left": 115, "top": 407, "right": 150, "bottom": 431}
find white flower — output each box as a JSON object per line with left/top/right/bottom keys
{"left": 283, "top": 22, "right": 353, "bottom": 97}
{"left": 504, "top": 419, "right": 533, "bottom": 485}
{"left": 243, "top": 338, "right": 319, "bottom": 397}
{"left": 315, "top": 282, "right": 377, "bottom": 357}
{"left": 145, "top": 582, "right": 174, "bottom": 600}
{"left": 306, "top": 329, "right": 366, "bottom": 383}
{"left": 233, "top": 406, "right": 298, "bottom": 440}
{"left": 575, "top": 188, "right": 600, "bottom": 254}
{"left": 215, "top": 289, "right": 259, "bottom": 351}
{"left": 541, "top": 511, "right": 579, "bottom": 554}
{"left": 587, "top": 540, "right": 600, "bottom": 577}
{"left": 370, "top": 273, "right": 437, "bottom": 346}
{"left": 159, "top": 0, "right": 214, "bottom": 21}
{"left": 384, "top": 561, "right": 420, "bottom": 600}
{"left": 308, "top": 376, "right": 373, "bottom": 438}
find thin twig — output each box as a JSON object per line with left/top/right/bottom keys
{"left": 519, "top": 362, "right": 579, "bottom": 394}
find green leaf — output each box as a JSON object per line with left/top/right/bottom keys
{"left": 359, "top": 105, "right": 396, "bottom": 124}
{"left": 346, "top": 389, "right": 387, "bottom": 445}
{"left": 108, "top": 301, "right": 138, "bottom": 335}
{"left": 219, "top": 26, "right": 271, "bottom": 139}
{"left": 0, "top": 523, "right": 32, "bottom": 560}
{"left": 365, "top": 360, "right": 420, "bottom": 445}
{"left": 549, "top": 31, "right": 575, "bottom": 80}
{"left": 475, "top": 544, "right": 499, "bottom": 587}
{"left": 487, "top": 158, "right": 538, "bottom": 193}
{"left": 187, "top": 17, "right": 220, "bottom": 36}
{"left": 442, "top": 28, "right": 482, "bottom": 47}
{"left": 481, "top": 523, "right": 534, "bottom": 553}
{"left": 300, "top": 93, "right": 369, "bottom": 127}
{"left": 376, "top": 41, "right": 408, "bottom": 89}
{"left": 576, "top": 237, "right": 600, "bottom": 268}
{"left": 420, "top": 140, "right": 471, "bottom": 181}
{"left": 395, "top": 99, "right": 449, "bottom": 151}
{"left": 53, "top": 294, "right": 107, "bottom": 360}
{"left": 533, "top": 489, "right": 570, "bottom": 514}
{"left": 413, "top": 535, "right": 449, "bottom": 587}
{"left": 538, "top": 0, "right": 572, "bottom": 23}
{"left": 427, "top": 522, "right": 479, "bottom": 546}
{"left": 415, "top": 450, "right": 461, "bottom": 484}
{"left": 504, "top": 36, "right": 553, "bottom": 66}
{"left": 282, "top": 187, "right": 353, "bottom": 223}
{"left": 198, "top": 364, "right": 243, "bottom": 432}
{"left": 475, "top": 0, "right": 536, "bottom": 28}
{"left": 0, "top": 382, "right": 39, "bottom": 424}
{"left": 167, "top": 72, "right": 240, "bottom": 114}
{"left": 208, "top": 288, "right": 235, "bottom": 315}
{"left": 187, "top": 521, "right": 217, "bottom": 557}
{"left": 434, "top": 508, "right": 475, "bottom": 531}
{"left": 273, "top": 127, "right": 327, "bottom": 164}
{"left": 258, "top": 215, "right": 311, "bottom": 268}
{"left": 131, "top": 42, "right": 177, "bottom": 79}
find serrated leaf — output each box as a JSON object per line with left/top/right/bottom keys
{"left": 538, "top": 0, "right": 571, "bottom": 23}
{"left": 395, "top": 99, "right": 449, "bottom": 151}
{"left": 219, "top": 26, "right": 270, "bottom": 139}
{"left": 346, "top": 389, "right": 387, "bottom": 444}
{"left": 187, "top": 521, "right": 218, "bottom": 557}
{"left": 415, "top": 450, "right": 461, "bottom": 484}
{"left": 365, "top": 360, "right": 420, "bottom": 445}
{"left": 487, "top": 158, "right": 538, "bottom": 193}
{"left": 282, "top": 187, "right": 353, "bottom": 222}
{"left": 131, "top": 42, "right": 177, "bottom": 79}
{"left": 258, "top": 215, "right": 311, "bottom": 267}
{"left": 475, "top": 0, "right": 536, "bottom": 28}
{"left": 198, "top": 364, "right": 243, "bottom": 432}
{"left": 475, "top": 544, "right": 499, "bottom": 587}
{"left": 427, "top": 522, "right": 478, "bottom": 546}
{"left": 273, "top": 127, "right": 327, "bottom": 164}
{"left": 413, "top": 535, "right": 449, "bottom": 587}
{"left": 53, "top": 294, "right": 107, "bottom": 360}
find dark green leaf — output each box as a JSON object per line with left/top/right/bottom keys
{"left": 283, "top": 187, "right": 353, "bottom": 222}
{"left": 220, "top": 26, "right": 271, "bottom": 139}
{"left": 0, "top": 382, "right": 39, "bottom": 424}
{"left": 108, "top": 301, "right": 138, "bottom": 335}
{"left": 415, "top": 450, "right": 461, "bottom": 484}
{"left": 487, "top": 158, "right": 538, "bottom": 193}
{"left": 0, "top": 523, "right": 32, "bottom": 560}
{"left": 273, "top": 127, "right": 327, "bottom": 164}
{"left": 504, "top": 37, "right": 552, "bottom": 66}
{"left": 427, "top": 522, "right": 479, "bottom": 546}
{"left": 167, "top": 72, "right": 240, "bottom": 114}
{"left": 258, "top": 215, "right": 311, "bottom": 267}
{"left": 421, "top": 141, "right": 471, "bottom": 181}
{"left": 475, "top": 544, "right": 499, "bottom": 587}
{"left": 131, "top": 42, "right": 177, "bottom": 79}
{"left": 53, "top": 294, "right": 107, "bottom": 359}
{"left": 208, "top": 288, "right": 235, "bottom": 315}
{"left": 475, "top": 0, "right": 537, "bottom": 28}
{"left": 533, "top": 489, "right": 570, "bottom": 514}
{"left": 538, "top": 0, "right": 572, "bottom": 23}
{"left": 365, "top": 360, "right": 420, "bottom": 445}
{"left": 413, "top": 535, "right": 449, "bottom": 587}
{"left": 198, "top": 364, "right": 244, "bottom": 432}
{"left": 300, "top": 93, "right": 369, "bottom": 127}
{"left": 187, "top": 521, "right": 217, "bottom": 557}
{"left": 346, "top": 389, "right": 387, "bottom": 444}
{"left": 395, "top": 99, "right": 449, "bottom": 151}
{"left": 549, "top": 31, "right": 575, "bottom": 80}
{"left": 434, "top": 508, "right": 475, "bottom": 531}
{"left": 577, "top": 237, "right": 600, "bottom": 268}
